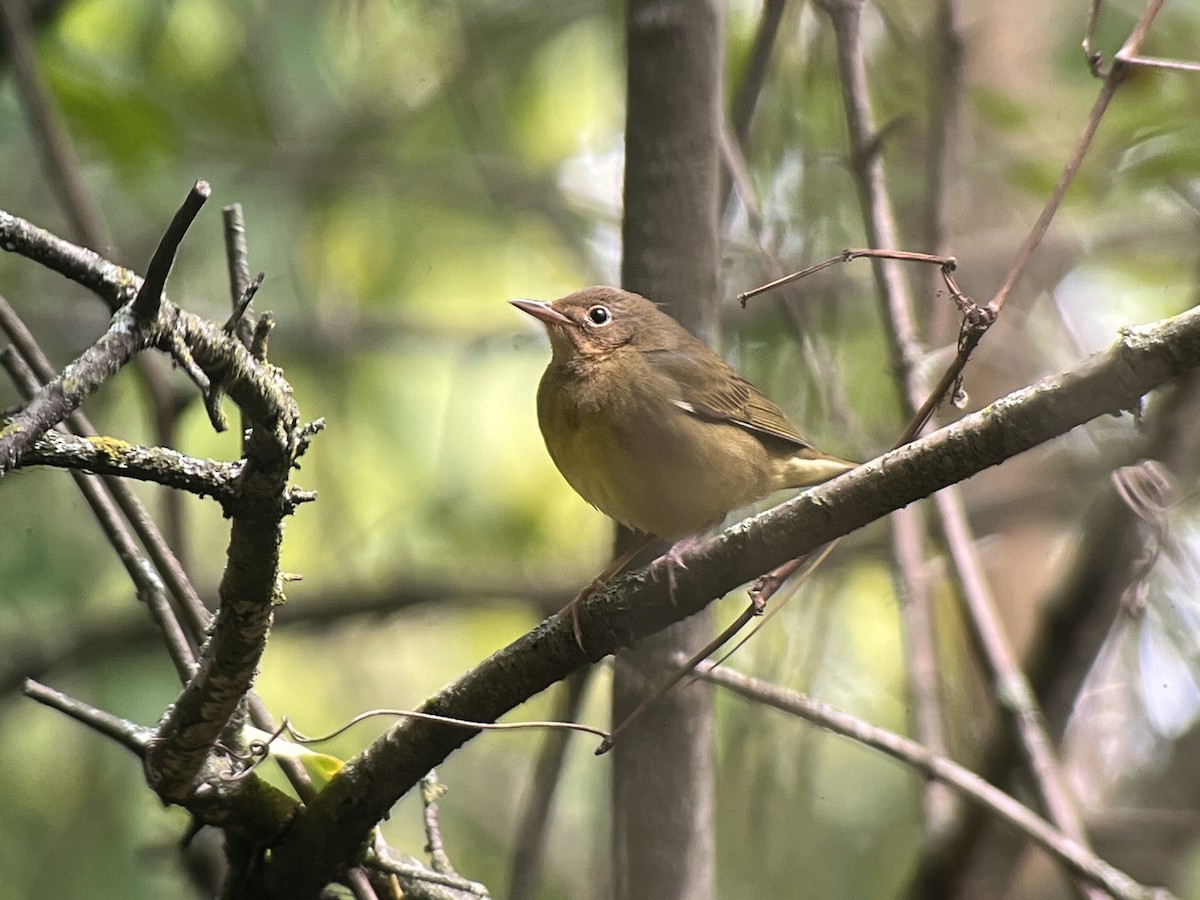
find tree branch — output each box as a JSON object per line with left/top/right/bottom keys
{"left": 695, "top": 664, "right": 1172, "bottom": 900}
{"left": 254, "top": 299, "right": 1200, "bottom": 897}
{"left": 13, "top": 428, "right": 246, "bottom": 507}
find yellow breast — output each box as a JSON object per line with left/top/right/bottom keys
{"left": 536, "top": 355, "right": 776, "bottom": 539}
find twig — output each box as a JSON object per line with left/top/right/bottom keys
{"left": 283, "top": 709, "right": 609, "bottom": 745}
{"left": 923, "top": 0, "right": 965, "bottom": 342}
{"left": 1, "top": 348, "right": 196, "bottom": 680}
{"left": 366, "top": 849, "right": 490, "bottom": 897}
{"left": 600, "top": 542, "right": 839, "bottom": 755}
{"left": 0, "top": 0, "right": 110, "bottom": 250}
{"left": 721, "top": 0, "right": 788, "bottom": 213}
{"left": 220, "top": 204, "right": 257, "bottom": 448}
{"left": 0, "top": 573, "right": 578, "bottom": 697}
{"left": 819, "top": 2, "right": 1114, "bottom": 893}
{"left": 225, "top": 272, "right": 264, "bottom": 335}
{"left": 893, "top": 503, "right": 958, "bottom": 838}
{"left": 0, "top": 202, "right": 319, "bottom": 806}
{"left": 1120, "top": 55, "right": 1200, "bottom": 73}
{"left": 25, "top": 680, "right": 301, "bottom": 845}
{"left": 0, "top": 302, "right": 153, "bottom": 474}
{"left": 15, "top": 428, "right": 245, "bottom": 506}
{"left": 738, "top": 248, "right": 961, "bottom": 305}
{"left": 597, "top": 603, "right": 759, "bottom": 754}
{"left": 816, "top": 0, "right": 959, "bottom": 851}
{"left": 695, "top": 663, "right": 1174, "bottom": 900}
{"left": 420, "top": 771, "right": 458, "bottom": 876}
{"left": 935, "top": 485, "right": 1094, "bottom": 847}
{"left": 223, "top": 204, "right": 252, "bottom": 312}
{"left": 1082, "top": 0, "right": 1106, "bottom": 75}
{"left": 0, "top": 0, "right": 189, "bottom": 499}
{"left": 131, "top": 180, "right": 212, "bottom": 321}
{"left": 0, "top": 293, "right": 214, "bottom": 640}
{"left": 990, "top": 0, "right": 1163, "bottom": 318}
{"left": 23, "top": 678, "right": 153, "bottom": 756}
{"left": 816, "top": 0, "right": 923, "bottom": 376}
{"left": 730, "top": 0, "right": 787, "bottom": 149}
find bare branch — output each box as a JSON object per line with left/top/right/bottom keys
{"left": 23, "top": 678, "right": 153, "bottom": 756}
{"left": 1, "top": 348, "right": 197, "bottom": 679}
{"left": 131, "top": 180, "right": 212, "bottom": 321}
{"left": 695, "top": 664, "right": 1173, "bottom": 900}
{"left": 15, "top": 429, "right": 244, "bottom": 506}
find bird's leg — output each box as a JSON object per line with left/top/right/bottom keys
{"left": 558, "top": 532, "right": 656, "bottom": 650}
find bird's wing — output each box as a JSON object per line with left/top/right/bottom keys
{"left": 647, "top": 345, "right": 813, "bottom": 447}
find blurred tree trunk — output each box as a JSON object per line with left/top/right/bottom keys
{"left": 612, "top": 1, "right": 722, "bottom": 899}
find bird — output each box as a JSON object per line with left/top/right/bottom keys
{"left": 512, "top": 285, "right": 856, "bottom": 645}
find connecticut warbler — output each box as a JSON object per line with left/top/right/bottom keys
{"left": 512, "top": 285, "right": 855, "bottom": 543}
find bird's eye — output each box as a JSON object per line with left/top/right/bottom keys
{"left": 587, "top": 305, "right": 612, "bottom": 326}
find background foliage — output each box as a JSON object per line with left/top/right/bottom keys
{"left": 2, "top": 0, "right": 1200, "bottom": 898}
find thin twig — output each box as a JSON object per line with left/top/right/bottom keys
{"left": 283, "top": 709, "right": 609, "bottom": 746}
{"left": 420, "top": 771, "right": 458, "bottom": 876}
{"left": 730, "top": 0, "right": 787, "bottom": 148}
{"left": 893, "top": 504, "right": 958, "bottom": 837}
{"left": 221, "top": 203, "right": 256, "bottom": 448}
{"left": 0, "top": 304, "right": 152, "bottom": 474}
{"left": 1, "top": 348, "right": 197, "bottom": 680}
{"left": 721, "top": 0, "right": 788, "bottom": 213}
{"left": 0, "top": 0, "right": 110, "bottom": 250}
{"left": 23, "top": 678, "right": 153, "bottom": 755}
{"left": 819, "top": 2, "right": 1118, "bottom": 894}
{"left": 0, "top": 293, "right": 214, "bottom": 641}
{"left": 934, "top": 488, "right": 1092, "bottom": 845}
{"left": 1120, "top": 54, "right": 1200, "bottom": 73}
{"left": 817, "top": 0, "right": 956, "bottom": 850}
{"left": 366, "top": 849, "right": 490, "bottom": 897}
{"left": 225, "top": 272, "right": 264, "bottom": 335}
{"left": 990, "top": 0, "right": 1163, "bottom": 317}
{"left": 597, "top": 603, "right": 758, "bottom": 754}
{"left": 15, "top": 428, "right": 245, "bottom": 504}
{"left": 1083, "top": 0, "right": 1107, "bottom": 75}
{"left": 923, "top": 0, "right": 965, "bottom": 343}
{"left": 2, "top": 275, "right": 321, "bottom": 819}
{"left": 737, "top": 248, "right": 960, "bottom": 305}
{"left": 696, "top": 663, "right": 1174, "bottom": 900}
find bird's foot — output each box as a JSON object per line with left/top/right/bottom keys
{"left": 651, "top": 535, "right": 701, "bottom": 603}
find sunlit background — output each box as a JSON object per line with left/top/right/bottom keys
{"left": 2, "top": 0, "right": 1200, "bottom": 897}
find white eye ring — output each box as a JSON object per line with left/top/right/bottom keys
{"left": 587, "top": 305, "right": 612, "bottom": 326}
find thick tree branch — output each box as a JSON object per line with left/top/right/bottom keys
{"left": 254, "top": 300, "right": 1200, "bottom": 897}
{"left": 0, "top": 205, "right": 318, "bottom": 812}
{"left": 144, "top": 355, "right": 313, "bottom": 802}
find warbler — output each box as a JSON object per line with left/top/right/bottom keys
{"left": 512, "top": 285, "right": 855, "bottom": 543}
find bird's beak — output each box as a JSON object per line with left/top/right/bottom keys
{"left": 510, "top": 299, "right": 572, "bottom": 327}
